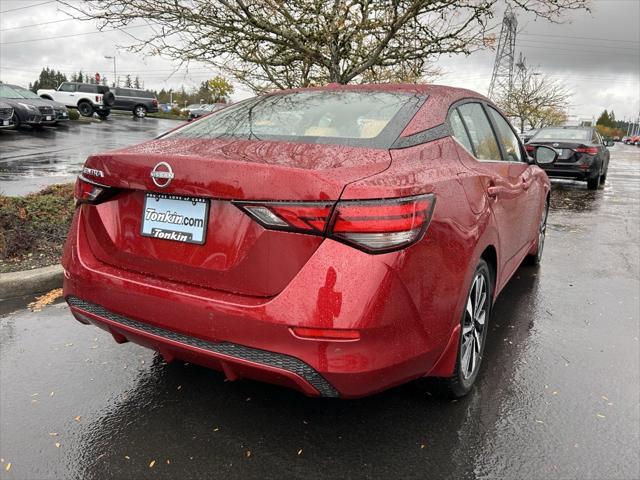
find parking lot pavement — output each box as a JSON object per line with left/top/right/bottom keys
{"left": 0, "top": 116, "right": 182, "bottom": 196}
{"left": 1, "top": 145, "right": 639, "bottom": 480}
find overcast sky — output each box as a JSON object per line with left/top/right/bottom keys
{"left": 1, "top": 0, "right": 638, "bottom": 121}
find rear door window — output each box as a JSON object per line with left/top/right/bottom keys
{"left": 457, "top": 103, "right": 501, "bottom": 161}
{"left": 487, "top": 106, "right": 523, "bottom": 162}
{"left": 449, "top": 109, "right": 474, "bottom": 153}
{"left": 78, "top": 85, "right": 97, "bottom": 93}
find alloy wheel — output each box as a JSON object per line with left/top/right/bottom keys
{"left": 537, "top": 202, "right": 549, "bottom": 261}
{"left": 460, "top": 272, "right": 488, "bottom": 379}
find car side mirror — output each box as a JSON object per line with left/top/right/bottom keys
{"left": 534, "top": 145, "right": 558, "bottom": 165}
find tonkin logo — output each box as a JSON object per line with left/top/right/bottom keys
{"left": 150, "top": 162, "right": 174, "bottom": 188}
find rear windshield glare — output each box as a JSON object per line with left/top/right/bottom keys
{"left": 533, "top": 128, "right": 590, "bottom": 141}
{"left": 166, "top": 91, "right": 424, "bottom": 148}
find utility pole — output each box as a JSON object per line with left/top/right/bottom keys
{"left": 104, "top": 55, "right": 116, "bottom": 87}
{"left": 488, "top": 7, "right": 518, "bottom": 100}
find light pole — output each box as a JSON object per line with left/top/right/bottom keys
{"left": 104, "top": 55, "right": 116, "bottom": 87}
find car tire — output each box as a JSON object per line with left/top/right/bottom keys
{"left": 78, "top": 101, "right": 93, "bottom": 117}
{"left": 600, "top": 170, "right": 607, "bottom": 185}
{"left": 97, "top": 110, "right": 111, "bottom": 119}
{"left": 443, "top": 259, "right": 493, "bottom": 398}
{"left": 587, "top": 175, "right": 599, "bottom": 190}
{"left": 103, "top": 91, "right": 116, "bottom": 107}
{"left": 525, "top": 199, "right": 549, "bottom": 266}
{"left": 11, "top": 112, "right": 20, "bottom": 129}
{"left": 133, "top": 105, "right": 147, "bottom": 118}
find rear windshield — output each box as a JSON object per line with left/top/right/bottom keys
{"left": 167, "top": 91, "right": 422, "bottom": 148}
{"left": 532, "top": 128, "right": 590, "bottom": 141}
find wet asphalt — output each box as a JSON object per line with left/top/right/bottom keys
{"left": 0, "top": 115, "right": 182, "bottom": 196}
{"left": 0, "top": 133, "right": 639, "bottom": 479}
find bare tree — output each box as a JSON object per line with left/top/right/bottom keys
{"left": 61, "top": 0, "right": 589, "bottom": 92}
{"left": 496, "top": 57, "right": 571, "bottom": 133}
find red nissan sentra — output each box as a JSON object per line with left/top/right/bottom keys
{"left": 63, "top": 84, "right": 554, "bottom": 398}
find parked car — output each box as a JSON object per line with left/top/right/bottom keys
{"left": 112, "top": 87, "right": 159, "bottom": 118}
{"left": 0, "top": 101, "right": 15, "bottom": 129}
{"left": 0, "top": 84, "right": 42, "bottom": 128}
{"left": 180, "top": 103, "right": 204, "bottom": 115}
{"left": 38, "top": 82, "right": 115, "bottom": 118}
{"left": 64, "top": 84, "right": 552, "bottom": 399}
{"left": 526, "top": 126, "right": 611, "bottom": 190}
{"left": 188, "top": 103, "right": 226, "bottom": 120}
{"left": 519, "top": 129, "right": 538, "bottom": 144}
{"left": 630, "top": 135, "right": 640, "bottom": 146}
{"left": 5, "top": 83, "right": 69, "bottom": 123}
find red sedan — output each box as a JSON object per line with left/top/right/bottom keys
{"left": 63, "top": 84, "right": 553, "bottom": 398}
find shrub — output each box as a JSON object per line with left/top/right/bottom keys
{"left": 68, "top": 109, "right": 80, "bottom": 120}
{"left": 0, "top": 183, "right": 75, "bottom": 261}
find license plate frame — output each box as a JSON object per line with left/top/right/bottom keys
{"left": 140, "top": 193, "right": 210, "bottom": 245}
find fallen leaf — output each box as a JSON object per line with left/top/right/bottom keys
{"left": 50, "top": 392, "right": 55, "bottom": 397}
{"left": 297, "top": 449, "right": 303, "bottom": 455}
{"left": 177, "top": 385, "right": 182, "bottom": 390}
{"left": 55, "top": 443, "right": 61, "bottom": 448}
{"left": 49, "top": 432, "right": 58, "bottom": 436}
{"left": 149, "top": 460, "right": 156, "bottom": 468}
{"left": 28, "top": 289, "right": 63, "bottom": 312}
{"left": 552, "top": 391, "right": 558, "bottom": 395}
{"left": 30, "top": 393, "right": 39, "bottom": 397}
{"left": 602, "top": 395, "right": 609, "bottom": 401}
{"left": 5, "top": 463, "right": 11, "bottom": 472}
{"left": 124, "top": 456, "right": 130, "bottom": 460}
{"left": 213, "top": 428, "right": 219, "bottom": 432}
{"left": 420, "top": 444, "right": 426, "bottom": 449}
{"left": 166, "top": 460, "right": 171, "bottom": 464}
{"left": 246, "top": 450, "right": 251, "bottom": 458}
{"left": 74, "top": 416, "right": 81, "bottom": 422}
{"left": 535, "top": 420, "right": 545, "bottom": 424}
{"left": 596, "top": 413, "right": 605, "bottom": 418}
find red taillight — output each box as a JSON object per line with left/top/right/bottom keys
{"left": 236, "top": 194, "right": 435, "bottom": 254}
{"left": 575, "top": 146, "right": 598, "bottom": 155}
{"left": 525, "top": 145, "right": 535, "bottom": 153}
{"left": 152, "top": 99, "right": 158, "bottom": 106}
{"left": 290, "top": 327, "right": 361, "bottom": 341}
{"left": 74, "top": 175, "right": 110, "bottom": 205}
{"left": 95, "top": 95, "right": 101, "bottom": 103}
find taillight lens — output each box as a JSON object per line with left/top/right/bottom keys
{"left": 74, "top": 175, "right": 110, "bottom": 205}
{"left": 236, "top": 194, "right": 435, "bottom": 254}
{"left": 575, "top": 146, "right": 599, "bottom": 155}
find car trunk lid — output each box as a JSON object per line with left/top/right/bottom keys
{"left": 79, "top": 138, "right": 391, "bottom": 297}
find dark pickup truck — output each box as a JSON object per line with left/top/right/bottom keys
{"left": 112, "top": 87, "right": 159, "bottom": 118}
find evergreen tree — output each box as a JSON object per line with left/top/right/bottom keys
{"left": 124, "top": 74, "right": 132, "bottom": 87}
{"left": 134, "top": 76, "right": 141, "bottom": 89}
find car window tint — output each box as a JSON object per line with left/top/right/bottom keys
{"left": 78, "top": 85, "right": 97, "bottom": 93}
{"left": 488, "top": 107, "right": 523, "bottom": 162}
{"left": 59, "top": 83, "right": 76, "bottom": 92}
{"left": 532, "top": 128, "right": 590, "bottom": 141}
{"left": 457, "top": 103, "right": 501, "bottom": 160}
{"left": 450, "top": 109, "right": 474, "bottom": 153}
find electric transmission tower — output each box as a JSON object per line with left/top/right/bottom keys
{"left": 487, "top": 8, "right": 518, "bottom": 99}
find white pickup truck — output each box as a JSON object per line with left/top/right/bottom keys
{"left": 38, "top": 82, "right": 115, "bottom": 118}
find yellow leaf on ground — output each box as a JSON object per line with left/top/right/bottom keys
{"left": 149, "top": 460, "right": 156, "bottom": 468}
{"left": 28, "top": 289, "right": 63, "bottom": 312}
{"left": 5, "top": 463, "right": 11, "bottom": 471}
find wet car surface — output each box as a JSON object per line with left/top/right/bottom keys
{"left": 0, "top": 116, "right": 182, "bottom": 196}
{"left": 1, "top": 144, "right": 639, "bottom": 480}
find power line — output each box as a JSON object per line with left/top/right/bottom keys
{"left": 0, "top": 18, "right": 73, "bottom": 32}
{"left": 0, "top": 25, "right": 148, "bottom": 45}
{"left": 519, "top": 32, "right": 640, "bottom": 45}
{"left": 0, "top": 0, "right": 55, "bottom": 14}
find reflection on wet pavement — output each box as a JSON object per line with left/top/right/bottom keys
{"left": 0, "top": 144, "right": 638, "bottom": 479}
{"left": 0, "top": 116, "right": 182, "bottom": 196}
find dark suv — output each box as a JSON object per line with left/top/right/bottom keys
{"left": 526, "top": 126, "right": 612, "bottom": 190}
{"left": 112, "top": 88, "right": 159, "bottom": 118}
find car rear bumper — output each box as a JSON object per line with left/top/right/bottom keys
{"left": 62, "top": 209, "right": 451, "bottom": 398}
{"left": 540, "top": 164, "right": 597, "bottom": 180}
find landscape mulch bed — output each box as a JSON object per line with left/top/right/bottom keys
{"left": 0, "top": 183, "right": 74, "bottom": 274}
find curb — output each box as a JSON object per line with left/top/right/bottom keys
{"left": 0, "top": 264, "right": 64, "bottom": 301}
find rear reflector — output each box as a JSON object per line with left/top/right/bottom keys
{"left": 236, "top": 194, "right": 435, "bottom": 254}
{"left": 290, "top": 327, "right": 361, "bottom": 341}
